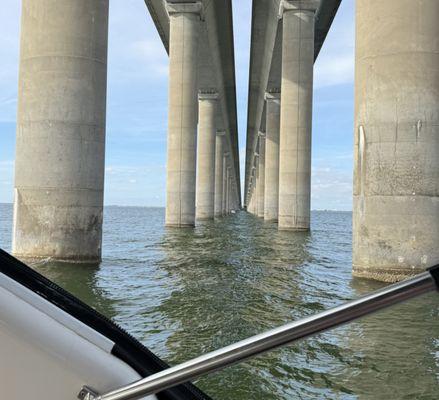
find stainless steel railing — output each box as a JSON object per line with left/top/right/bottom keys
{"left": 79, "top": 267, "right": 438, "bottom": 400}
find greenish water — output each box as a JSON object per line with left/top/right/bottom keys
{"left": 0, "top": 204, "right": 438, "bottom": 399}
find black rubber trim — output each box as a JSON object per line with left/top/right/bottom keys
{"left": 428, "top": 265, "right": 439, "bottom": 290}
{"left": 0, "top": 249, "right": 212, "bottom": 400}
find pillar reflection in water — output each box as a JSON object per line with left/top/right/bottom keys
{"left": 2, "top": 206, "right": 437, "bottom": 399}
{"left": 156, "top": 211, "right": 313, "bottom": 399}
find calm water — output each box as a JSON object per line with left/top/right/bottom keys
{"left": 0, "top": 203, "right": 438, "bottom": 399}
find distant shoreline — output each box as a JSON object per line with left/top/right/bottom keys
{"left": 0, "top": 203, "right": 352, "bottom": 212}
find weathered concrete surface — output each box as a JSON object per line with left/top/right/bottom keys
{"left": 196, "top": 91, "right": 218, "bottom": 220}
{"left": 165, "top": 2, "right": 201, "bottom": 227}
{"left": 12, "top": 0, "right": 109, "bottom": 263}
{"left": 214, "top": 131, "right": 225, "bottom": 218}
{"left": 264, "top": 91, "right": 281, "bottom": 221}
{"left": 353, "top": 0, "right": 439, "bottom": 282}
{"left": 278, "top": 1, "right": 318, "bottom": 231}
{"left": 257, "top": 134, "right": 266, "bottom": 218}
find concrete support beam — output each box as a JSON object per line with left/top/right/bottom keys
{"left": 257, "top": 132, "right": 266, "bottom": 218}
{"left": 278, "top": 0, "right": 318, "bottom": 231}
{"left": 353, "top": 0, "right": 439, "bottom": 282}
{"left": 196, "top": 90, "right": 218, "bottom": 221}
{"left": 264, "top": 90, "right": 281, "bottom": 222}
{"left": 214, "top": 130, "right": 226, "bottom": 218}
{"left": 12, "top": 0, "right": 109, "bottom": 263}
{"left": 165, "top": 1, "right": 202, "bottom": 227}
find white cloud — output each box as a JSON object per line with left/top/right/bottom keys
{"left": 0, "top": 97, "right": 17, "bottom": 107}
{"left": 311, "top": 165, "right": 353, "bottom": 211}
{"left": 0, "top": 160, "right": 14, "bottom": 203}
{"left": 314, "top": 52, "right": 354, "bottom": 88}
{"left": 0, "top": 1, "right": 20, "bottom": 123}
{"left": 130, "top": 39, "right": 168, "bottom": 78}
{"left": 314, "top": 0, "right": 355, "bottom": 89}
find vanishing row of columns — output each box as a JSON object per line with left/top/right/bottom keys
{"left": 247, "top": 0, "right": 317, "bottom": 232}
{"left": 12, "top": 0, "right": 238, "bottom": 264}
{"left": 165, "top": 1, "right": 239, "bottom": 227}
{"left": 247, "top": 0, "right": 439, "bottom": 282}
{"left": 10, "top": 0, "right": 439, "bottom": 282}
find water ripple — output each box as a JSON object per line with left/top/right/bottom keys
{"left": 0, "top": 205, "right": 437, "bottom": 399}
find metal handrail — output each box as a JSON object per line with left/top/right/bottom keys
{"left": 79, "top": 267, "right": 439, "bottom": 400}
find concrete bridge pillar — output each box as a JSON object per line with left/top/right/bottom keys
{"left": 254, "top": 154, "right": 260, "bottom": 217}
{"left": 214, "top": 131, "right": 226, "bottom": 218}
{"left": 165, "top": 1, "right": 202, "bottom": 227}
{"left": 278, "top": 0, "right": 318, "bottom": 231}
{"left": 230, "top": 176, "right": 235, "bottom": 212}
{"left": 252, "top": 166, "right": 258, "bottom": 215}
{"left": 196, "top": 90, "right": 218, "bottom": 221}
{"left": 222, "top": 153, "right": 230, "bottom": 215}
{"left": 225, "top": 167, "right": 231, "bottom": 214}
{"left": 247, "top": 179, "right": 253, "bottom": 214}
{"left": 353, "top": 0, "right": 439, "bottom": 282}
{"left": 248, "top": 185, "right": 253, "bottom": 214}
{"left": 12, "top": 0, "right": 109, "bottom": 263}
{"left": 264, "top": 91, "right": 281, "bottom": 222}
{"left": 257, "top": 132, "right": 266, "bottom": 218}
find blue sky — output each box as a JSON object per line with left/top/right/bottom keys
{"left": 0, "top": 0, "right": 354, "bottom": 210}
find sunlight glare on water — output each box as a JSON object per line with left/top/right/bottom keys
{"left": 0, "top": 204, "right": 438, "bottom": 399}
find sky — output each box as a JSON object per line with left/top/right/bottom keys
{"left": 0, "top": 0, "right": 355, "bottom": 210}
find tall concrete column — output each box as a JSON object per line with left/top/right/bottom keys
{"left": 214, "top": 131, "right": 226, "bottom": 218}
{"left": 248, "top": 185, "right": 254, "bottom": 214}
{"left": 225, "top": 167, "right": 231, "bottom": 214}
{"left": 353, "top": 0, "right": 439, "bottom": 282}
{"left": 12, "top": 0, "right": 109, "bottom": 263}
{"left": 251, "top": 166, "right": 257, "bottom": 215}
{"left": 254, "top": 156, "right": 260, "bottom": 217}
{"left": 264, "top": 90, "right": 281, "bottom": 221}
{"left": 228, "top": 172, "right": 233, "bottom": 213}
{"left": 278, "top": 0, "right": 318, "bottom": 231}
{"left": 247, "top": 180, "right": 253, "bottom": 213}
{"left": 196, "top": 90, "right": 218, "bottom": 221}
{"left": 222, "top": 153, "right": 230, "bottom": 215}
{"left": 257, "top": 133, "right": 266, "bottom": 218}
{"left": 165, "top": 1, "right": 202, "bottom": 227}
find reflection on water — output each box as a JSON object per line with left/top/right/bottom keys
{"left": 0, "top": 204, "right": 437, "bottom": 399}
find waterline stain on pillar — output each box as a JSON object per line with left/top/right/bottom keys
{"left": 12, "top": 0, "right": 109, "bottom": 263}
